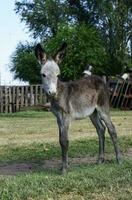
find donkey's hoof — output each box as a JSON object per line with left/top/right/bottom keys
{"left": 97, "top": 157, "right": 105, "bottom": 164}
{"left": 116, "top": 153, "right": 123, "bottom": 164}
{"left": 60, "top": 165, "right": 68, "bottom": 175}
{"left": 117, "top": 157, "right": 122, "bottom": 165}
{"left": 60, "top": 168, "right": 68, "bottom": 175}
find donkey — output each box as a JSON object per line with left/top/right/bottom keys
{"left": 35, "top": 42, "right": 122, "bottom": 174}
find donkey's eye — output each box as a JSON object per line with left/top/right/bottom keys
{"left": 42, "top": 74, "right": 46, "bottom": 77}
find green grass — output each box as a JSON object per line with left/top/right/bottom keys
{"left": 0, "top": 162, "right": 132, "bottom": 200}
{"left": 0, "top": 110, "right": 132, "bottom": 200}
{"left": 0, "top": 136, "right": 131, "bottom": 164}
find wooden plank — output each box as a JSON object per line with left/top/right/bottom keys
{"left": 116, "top": 80, "right": 126, "bottom": 108}
{"left": 0, "top": 86, "right": 4, "bottom": 113}
{"left": 25, "top": 86, "right": 28, "bottom": 107}
{"left": 12, "top": 86, "right": 16, "bottom": 112}
{"left": 35, "top": 85, "right": 38, "bottom": 105}
{"left": 16, "top": 86, "right": 20, "bottom": 111}
{"left": 38, "top": 85, "right": 42, "bottom": 104}
{"left": 8, "top": 87, "right": 12, "bottom": 113}
{"left": 112, "top": 80, "right": 123, "bottom": 107}
{"left": 124, "top": 82, "right": 132, "bottom": 109}
{"left": 121, "top": 81, "right": 129, "bottom": 108}
{"left": 4, "top": 86, "right": 8, "bottom": 113}
{"left": 20, "top": 86, "right": 24, "bottom": 107}
{"left": 30, "top": 85, "right": 34, "bottom": 106}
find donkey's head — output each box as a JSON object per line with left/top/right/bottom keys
{"left": 35, "top": 42, "right": 67, "bottom": 96}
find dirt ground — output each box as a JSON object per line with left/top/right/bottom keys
{"left": 0, "top": 156, "right": 95, "bottom": 175}
{"left": 0, "top": 149, "right": 131, "bottom": 175}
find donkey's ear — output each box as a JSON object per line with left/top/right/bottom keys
{"left": 35, "top": 44, "right": 47, "bottom": 64}
{"left": 54, "top": 42, "right": 67, "bottom": 64}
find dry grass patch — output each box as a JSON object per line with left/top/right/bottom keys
{"left": 0, "top": 110, "right": 131, "bottom": 146}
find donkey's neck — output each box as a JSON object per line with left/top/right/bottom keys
{"left": 57, "top": 79, "right": 67, "bottom": 95}
{"left": 49, "top": 80, "right": 68, "bottom": 114}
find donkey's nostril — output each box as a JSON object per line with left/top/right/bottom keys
{"left": 48, "top": 91, "right": 56, "bottom": 96}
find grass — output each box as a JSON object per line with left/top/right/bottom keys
{"left": 0, "top": 110, "right": 132, "bottom": 200}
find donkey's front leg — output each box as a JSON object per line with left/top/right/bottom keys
{"left": 57, "top": 116, "right": 70, "bottom": 175}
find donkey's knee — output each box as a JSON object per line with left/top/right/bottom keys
{"left": 99, "top": 125, "right": 106, "bottom": 136}
{"left": 59, "top": 138, "right": 69, "bottom": 150}
{"left": 97, "top": 122, "right": 106, "bottom": 143}
{"left": 90, "top": 112, "right": 106, "bottom": 164}
{"left": 106, "top": 121, "right": 117, "bottom": 138}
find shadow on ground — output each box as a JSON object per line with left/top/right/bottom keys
{"left": 0, "top": 156, "right": 96, "bottom": 175}
{"left": 0, "top": 150, "right": 131, "bottom": 175}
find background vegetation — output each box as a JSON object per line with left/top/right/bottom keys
{"left": 10, "top": 0, "right": 132, "bottom": 83}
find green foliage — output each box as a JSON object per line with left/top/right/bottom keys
{"left": 15, "top": 0, "right": 67, "bottom": 38}
{"left": 13, "top": 0, "right": 132, "bottom": 82}
{"left": 45, "top": 24, "right": 106, "bottom": 80}
{"left": 11, "top": 25, "right": 106, "bottom": 82}
{"left": 11, "top": 42, "right": 41, "bottom": 84}
{"left": 95, "top": 0, "right": 132, "bottom": 74}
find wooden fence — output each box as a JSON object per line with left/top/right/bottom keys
{"left": 0, "top": 80, "right": 131, "bottom": 113}
{"left": 108, "top": 79, "right": 132, "bottom": 110}
{"left": 0, "top": 85, "right": 46, "bottom": 113}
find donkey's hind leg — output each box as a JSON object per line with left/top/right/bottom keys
{"left": 98, "top": 109, "right": 122, "bottom": 164}
{"left": 90, "top": 110, "right": 106, "bottom": 164}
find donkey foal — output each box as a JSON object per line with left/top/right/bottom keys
{"left": 35, "top": 43, "right": 122, "bottom": 174}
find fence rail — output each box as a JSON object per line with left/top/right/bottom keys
{"left": 0, "top": 85, "right": 46, "bottom": 113}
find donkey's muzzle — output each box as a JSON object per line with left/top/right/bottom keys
{"left": 43, "top": 88, "right": 56, "bottom": 97}
{"left": 48, "top": 91, "right": 56, "bottom": 97}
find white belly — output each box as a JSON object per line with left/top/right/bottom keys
{"left": 72, "top": 106, "right": 95, "bottom": 120}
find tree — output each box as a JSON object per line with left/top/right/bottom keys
{"left": 95, "top": 0, "right": 132, "bottom": 74}
{"left": 15, "top": 0, "right": 67, "bottom": 39}
{"left": 13, "top": 0, "right": 132, "bottom": 82}
{"left": 45, "top": 24, "right": 107, "bottom": 80}
{"left": 11, "top": 25, "right": 106, "bottom": 83}
{"left": 15, "top": 0, "right": 99, "bottom": 39}
{"left": 67, "top": 0, "right": 97, "bottom": 25}
{"left": 11, "top": 42, "right": 41, "bottom": 84}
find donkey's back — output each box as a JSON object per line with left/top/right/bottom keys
{"left": 62, "top": 75, "right": 110, "bottom": 120}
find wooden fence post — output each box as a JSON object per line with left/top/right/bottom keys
{"left": 0, "top": 86, "right": 3, "bottom": 113}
